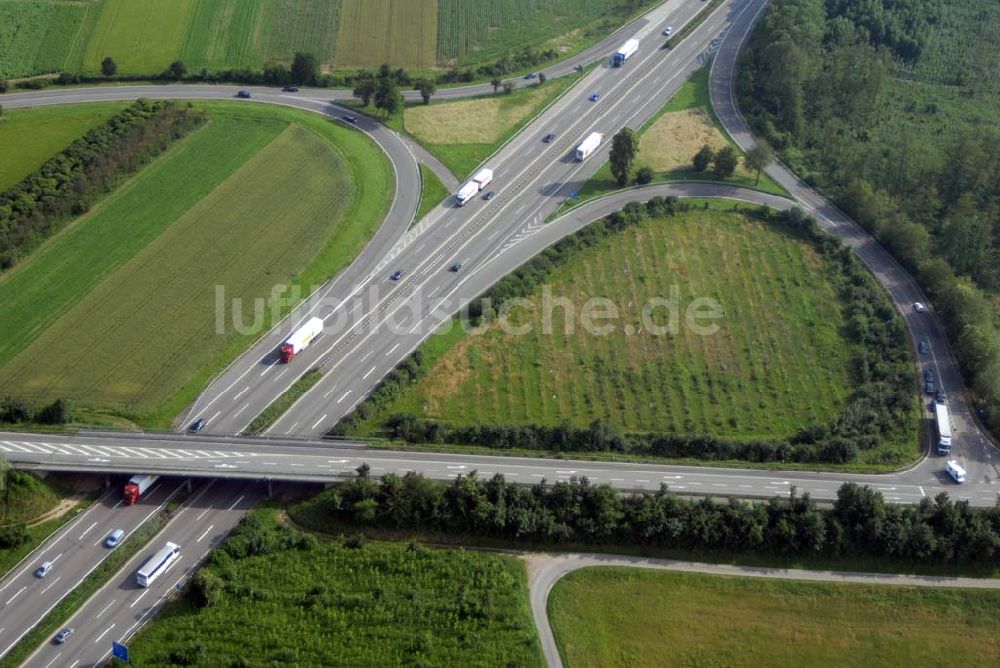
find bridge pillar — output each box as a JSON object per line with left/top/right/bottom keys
{"left": 104, "top": 475, "right": 111, "bottom": 489}
{"left": 267, "top": 479, "right": 273, "bottom": 499}
{"left": 185, "top": 479, "right": 192, "bottom": 493}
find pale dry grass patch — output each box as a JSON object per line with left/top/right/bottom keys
{"left": 639, "top": 108, "right": 753, "bottom": 178}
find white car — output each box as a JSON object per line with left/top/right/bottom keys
{"left": 913, "top": 302, "right": 926, "bottom": 313}
{"left": 663, "top": 26, "right": 674, "bottom": 36}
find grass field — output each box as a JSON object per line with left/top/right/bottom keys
{"left": 0, "top": 103, "right": 392, "bottom": 427}
{"left": 360, "top": 209, "right": 853, "bottom": 441}
{"left": 0, "top": 470, "right": 59, "bottom": 525}
{"left": 81, "top": 0, "right": 195, "bottom": 75}
{"left": 549, "top": 567, "right": 1000, "bottom": 666}
{"left": 335, "top": 0, "right": 437, "bottom": 69}
{"left": 0, "top": 102, "right": 125, "bottom": 192}
{"left": 0, "top": 0, "right": 89, "bottom": 78}
{"left": 127, "top": 509, "right": 543, "bottom": 666}
{"left": 417, "top": 163, "right": 449, "bottom": 221}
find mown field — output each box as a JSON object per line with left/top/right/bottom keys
{"left": 0, "top": 102, "right": 392, "bottom": 427}
{"left": 549, "top": 567, "right": 1000, "bottom": 666}
{"left": 360, "top": 209, "right": 854, "bottom": 441}
{"left": 127, "top": 509, "right": 543, "bottom": 666}
{"left": 1, "top": 0, "right": 656, "bottom": 77}
{"left": 0, "top": 102, "right": 126, "bottom": 191}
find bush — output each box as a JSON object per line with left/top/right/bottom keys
{"left": 635, "top": 166, "right": 654, "bottom": 184}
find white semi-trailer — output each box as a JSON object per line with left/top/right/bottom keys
{"left": 934, "top": 402, "right": 952, "bottom": 455}
{"left": 575, "top": 132, "right": 603, "bottom": 161}
{"left": 280, "top": 316, "right": 324, "bottom": 363}
{"left": 455, "top": 168, "right": 494, "bottom": 206}
{"left": 613, "top": 38, "right": 639, "bottom": 66}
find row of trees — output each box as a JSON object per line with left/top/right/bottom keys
{"left": 737, "top": 0, "right": 1000, "bottom": 431}
{"left": 0, "top": 99, "right": 205, "bottom": 270}
{"left": 0, "top": 396, "right": 72, "bottom": 426}
{"left": 296, "top": 469, "right": 1000, "bottom": 565}
{"left": 333, "top": 201, "right": 913, "bottom": 465}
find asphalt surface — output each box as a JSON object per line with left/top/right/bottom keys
{"left": 0, "top": 479, "right": 186, "bottom": 661}
{"left": 20, "top": 479, "right": 259, "bottom": 668}
{"left": 2, "top": 430, "right": 998, "bottom": 507}
{"left": 525, "top": 552, "right": 1000, "bottom": 667}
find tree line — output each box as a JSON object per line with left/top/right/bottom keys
{"left": 294, "top": 469, "right": 1000, "bottom": 566}
{"left": 737, "top": 0, "right": 1000, "bottom": 432}
{"left": 332, "top": 201, "right": 913, "bottom": 466}
{"left": 0, "top": 99, "right": 205, "bottom": 271}
{"left": 0, "top": 396, "right": 72, "bottom": 426}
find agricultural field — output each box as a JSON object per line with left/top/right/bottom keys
{"left": 0, "top": 102, "right": 126, "bottom": 191}
{"left": 548, "top": 567, "right": 1000, "bottom": 666}
{"left": 360, "top": 209, "right": 854, "bottom": 441}
{"left": 0, "top": 0, "right": 88, "bottom": 78}
{"left": 127, "top": 510, "right": 543, "bottom": 666}
{"left": 0, "top": 102, "right": 392, "bottom": 427}
{"left": 335, "top": 0, "right": 437, "bottom": 69}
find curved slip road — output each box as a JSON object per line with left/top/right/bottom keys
{"left": 526, "top": 551, "right": 1000, "bottom": 668}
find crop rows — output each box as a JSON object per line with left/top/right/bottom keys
{"left": 0, "top": 1, "right": 86, "bottom": 78}
{"left": 335, "top": 0, "right": 437, "bottom": 68}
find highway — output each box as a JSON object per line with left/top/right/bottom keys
{"left": 0, "top": 478, "right": 185, "bottom": 661}
{"left": 21, "top": 480, "right": 259, "bottom": 668}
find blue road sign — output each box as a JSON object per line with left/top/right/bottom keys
{"left": 112, "top": 641, "right": 129, "bottom": 662}
{"left": 569, "top": 191, "right": 580, "bottom": 200}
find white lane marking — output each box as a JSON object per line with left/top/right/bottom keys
{"left": 322, "top": 385, "right": 338, "bottom": 398}
{"left": 362, "top": 366, "right": 376, "bottom": 379}
{"left": 70, "top": 660, "right": 79, "bottom": 668}
{"left": 227, "top": 495, "right": 245, "bottom": 511}
{"left": 49, "top": 552, "right": 64, "bottom": 565}
{"left": 196, "top": 507, "right": 211, "bottom": 521}
{"left": 130, "top": 589, "right": 149, "bottom": 608}
{"left": 263, "top": 462, "right": 279, "bottom": 466}
{"left": 112, "top": 500, "right": 123, "bottom": 510}
{"left": 337, "top": 390, "right": 352, "bottom": 403}
{"left": 284, "top": 422, "right": 300, "bottom": 434}
{"left": 44, "top": 652, "right": 62, "bottom": 668}
{"left": 208, "top": 410, "right": 221, "bottom": 424}
{"left": 5, "top": 586, "right": 25, "bottom": 605}
{"left": 290, "top": 463, "right": 305, "bottom": 467}
{"left": 385, "top": 343, "right": 400, "bottom": 356}
{"left": 311, "top": 415, "right": 328, "bottom": 430}
{"left": 78, "top": 521, "right": 99, "bottom": 540}
{"left": 919, "top": 486, "right": 926, "bottom": 497}
{"left": 361, "top": 350, "right": 374, "bottom": 362}
{"left": 39, "top": 575, "right": 63, "bottom": 594}
{"left": 233, "top": 403, "right": 249, "bottom": 417}
{"left": 260, "top": 364, "right": 274, "bottom": 377}
{"left": 233, "top": 386, "right": 250, "bottom": 401}
{"left": 275, "top": 368, "right": 288, "bottom": 381}
{"left": 197, "top": 525, "right": 215, "bottom": 543}
{"left": 94, "top": 623, "right": 115, "bottom": 644}
{"left": 96, "top": 600, "right": 116, "bottom": 618}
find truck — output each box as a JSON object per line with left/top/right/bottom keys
{"left": 136, "top": 542, "right": 181, "bottom": 587}
{"left": 455, "top": 168, "right": 494, "bottom": 206}
{"left": 279, "top": 316, "right": 324, "bottom": 363}
{"left": 613, "top": 38, "right": 639, "bottom": 66}
{"left": 123, "top": 474, "right": 158, "bottom": 505}
{"left": 575, "top": 132, "right": 603, "bottom": 161}
{"left": 934, "top": 402, "right": 952, "bottom": 455}
{"left": 945, "top": 460, "right": 966, "bottom": 484}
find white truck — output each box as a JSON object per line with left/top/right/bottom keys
{"left": 946, "top": 460, "right": 966, "bottom": 484}
{"left": 934, "top": 402, "right": 952, "bottom": 455}
{"left": 613, "top": 38, "right": 639, "bottom": 66}
{"left": 279, "top": 316, "right": 324, "bottom": 363}
{"left": 455, "top": 168, "right": 493, "bottom": 206}
{"left": 575, "top": 132, "right": 603, "bottom": 161}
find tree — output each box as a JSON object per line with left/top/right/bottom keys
{"left": 491, "top": 77, "right": 501, "bottom": 93}
{"left": 713, "top": 146, "right": 739, "bottom": 179}
{"left": 374, "top": 77, "right": 403, "bottom": 117}
{"left": 414, "top": 77, "right": 436, "bottom": 105}
{"left": 635, "top": 165, "right": 653, "bottom": 185}
{"left": 290, "top": 52, "right": 318, "bottom": 85}
{"left": 609, "top": 127, "right": 639, "bottom": 186}
{"left": 101, "top": 56, "right": 117, "bottom": 77}
{"left": 0, "top": 80, "right": 7, "bottom": 94}
{"left": 167, "top": 60, "right": 187, "bottom": 80}
{"left": 353, "top": 77, "right": 376, "bottom": 106}
{"left": 692, "top": 144, "right": 715, "bottom": 172}
{"left": 502, "top": 81, "right": 513, "bottom": 95}
{"left": 744, "top": 141, "right": 773, "bottom": 185}
{"left": 38, "top": 399, "right": 72, "bottom": 425}
{"left": 538, "top": 72, "right": 547, "bottom": 85}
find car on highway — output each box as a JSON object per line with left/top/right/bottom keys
{"left": 54, "top": 628, "right": 74, "bottom": 644}
{"left": 925, "top": 380, "right": 936, "bottom": 395}
{"left": 524, "top": 72, "right": 537, "bottom": 80}
{"left": 189, "top": 417, "right": 206, "bottom": 432}
{"left": 589, "top": 93, "right": 601, "bottom": 102}
{"left": 923, "top": 368, "right": 934, "bottom": 382}
{"left": 663, "top": 26, "right": 674, "bottom": 36}
{"left": 574, "top": 64, "right": 584, "bottom": 72}
{"left": 450, "top": 262, "right": 462, "bottom": 272}
{"left": 543, "top": 133, "right": 556, "bottom": 143}
{"left": 106, "top": 529, "right": 125, "bottom": 548}
{"left": 236, "top": 90, "right": 251, "bottom": 99}
{"left": 281, "top": 86, "right": 299, "bottom": 92}
{"left": 343, "top": 115, "right": 358, "bottom": 123}
{"left": 935, "top": 390, "right": 947, "bottom": 404}
{"left": 390, "top": 270, "right": 405, "bottom": 281}
{"left": 918, "top": 340, "right": 930, "bottom": 354}
{"left": 35, "top": 561, "right": 52, "bottom": 578}
{"left": 483, "top": 191, "right": 495, "bottom": 201}
{"left": 913, "top": 302, "right": 926, "bottom": 313}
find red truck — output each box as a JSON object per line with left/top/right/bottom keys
{"left": 123, "top": 475, "right": 158, "bottom": 505}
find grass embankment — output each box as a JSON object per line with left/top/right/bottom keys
{"left": 549, "top": 567, "right": 1000, "bottom": 667}
{"left": 245, "top": 368, "right": 322, "bottom": 435}
{"left": 404, "top": 74, "right": 579, "bottom": 177}
{"left": 573, "top": 67, "right": 787, "bottom": 205}
{"left": 0, "top": 103, "right": 127, "bottom": 191}
{"left": 125, "top": 509, "right": 543, "bottom": 666}
{"left": 416, "top": 163, "right": 450, "bottom": 221}
{"left": 356, "top": 209, "right": 853, "bottom": 442}
{"left": 0, "top": 102, "right": 392, "bottom": 428}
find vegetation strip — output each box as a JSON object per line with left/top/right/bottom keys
{"left": 245, "top": 368, "right": 323, "bottom": 435}
{"left": 665, "top": 0, "right": 724, "bottom": 50}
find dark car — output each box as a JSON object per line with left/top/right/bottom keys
{"left": 923, "top": 368, "right": 934, "bottom": 382}
{"left": 543, "top": 133, "right": 556, "bottom": 143}
{"left": 54, "top": 628, "right": 74, "bottom": 644}
{"left": 35, "top": 561, "right": 53, "bottom": 578}
{"left": 450, "top": 262, "right": 462, "bottom": 272}
{"left": 482, "top": 191, "right": 495, "bottom": 201}
{"left": 189, "top": 418, "right": 206, "bottom": 432}
{"left": 236, "top": 90, "right": 251, "bottom": 99}
{"left": 524, "top": 72, "right": 537, "bottom": 80}
{"left": 343, "top": 115, "right": 358, "bottom": 123}
{"left": 589, "top": 92, "right": 601, "bottom": 102}
{"left": 925, "top": 381, "right": 936, "bottom": 395}
{"left": 282, "top": 86, "right": 299, "bottom": 92}
{"left": 935, "top": 391, "right": 946, "bottom": 404}
{"left": 390, "top": 270, "right": 405, "bottom": 281}
{"left": 574, "top": 64, "right": 583, "bottom": 72}
{"left": 918, "top": 340, "right": 930, "bottom": 355}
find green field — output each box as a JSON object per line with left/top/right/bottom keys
{"left": 359, "top": 209, "right": 853, "bottom": 441}
{"left": 127, "top": 510, "right": 543, "bottom": 666}
{"left": 417, "top": 163, "right": 449, "bottom": 221}
{"left": 0, "top": 102, "right": 392, "bottom": 426}
{"left": 335, "top": 0, "right": 438, "bottom": 69}
{"left": 0, "top": 102, "right": 125, "bottom": 192}
{"left": 549, "top": 567, "right": 1000, "bottom": 666}
{"left": 0, "top": 0, "right": 89, "bottom": 78}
